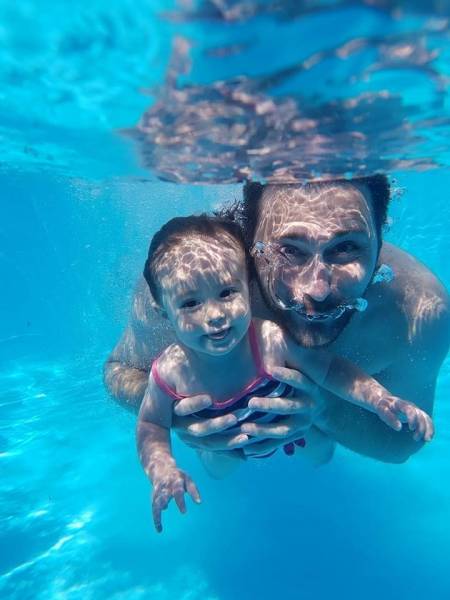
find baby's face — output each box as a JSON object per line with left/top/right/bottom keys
{"left": 155, "top": 232, "right": 251, "bottom": 357}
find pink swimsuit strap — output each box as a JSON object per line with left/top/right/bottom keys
{"left": 151, "top": 321, "right": 272, "bottom": 407}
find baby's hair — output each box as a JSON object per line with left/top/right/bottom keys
{"left": 143, "top": 214, "right": 248, "bottom": 304}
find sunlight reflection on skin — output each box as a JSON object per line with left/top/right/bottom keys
{"left": 409, "top": 288, "right": 449, "bottom": 342}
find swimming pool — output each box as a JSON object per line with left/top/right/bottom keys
{"left": 1, "top": 2, "right": 450, "bottom": 599}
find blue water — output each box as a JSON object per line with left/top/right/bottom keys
{"left": 1, "top": 2, "right": 450, "bottom": 599}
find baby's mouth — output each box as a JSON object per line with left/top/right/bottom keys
{"left": 207, "top": 328, "right": 231, "bottom": 340}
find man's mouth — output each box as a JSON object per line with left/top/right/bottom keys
{"left": 207, "top": 328, "right": 231, "bottom": 340}
{"left": 294, "top": 306, "right": 346, "bottom": 322}
{"left": 297, "top": 311, "right": 341, "bottom": 323}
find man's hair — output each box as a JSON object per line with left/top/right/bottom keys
{"left": 143, "top": 213, "right": 247, "bottom": 304}
{"left": 241, "top": 174, "right": 391, "bottom": 248}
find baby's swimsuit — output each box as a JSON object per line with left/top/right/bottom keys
{"left": 151, "top": 321, "right": 305, "bottom": 458}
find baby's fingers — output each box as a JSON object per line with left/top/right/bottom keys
{"left": 174, "top": 474, "right": 201, "bottom": 514}
{"left": 184, "top": 474, "right": 202, "bottom": 504}
{"left": 172, "top": 478, "right": 187, "bottom": 514}
{"left": 412, "top": 411, "right": 434, "bottom": 442}
{"left": 423, "top": 414, "right": 435, "bottom": 442}
{"left": 392, "top": 398, "right": 434, "bottom": 442}
{"left": 377, "top": 400, "right": 402, "bottom": 431}
{"left": 152, "top": 492, "right": 170, "bottom": 533}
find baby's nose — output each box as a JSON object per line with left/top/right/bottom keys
{"left": 206, "top": 303, "right": 226, "bottom": 325}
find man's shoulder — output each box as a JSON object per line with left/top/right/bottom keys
{"left": 130, "top": 276, "right": 156, "bottom": 329}
{"left": 380, "top": 243, "right": 449, "bottom": 309}
{"left": 377, "top": 242, "right": 449, "bottom": 343}
{"left": 124, "top": 276, "right": 175, "bottom": 356}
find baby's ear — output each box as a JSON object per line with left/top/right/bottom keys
{"left": 150, "top": 297, "right": 168, "bottom": 319}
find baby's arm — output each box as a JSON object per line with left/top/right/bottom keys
{"left": 269, "top": 326, "right": 434, "bottom": 442}
{"left": 319, "top": 355, "right": 434, "bottom": 441}
{"left": 137, "top": 373, "right": 201, "bottom": 532}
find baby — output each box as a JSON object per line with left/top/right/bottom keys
{"left": 137, "top": 214, "right": 433, "bottom": 532}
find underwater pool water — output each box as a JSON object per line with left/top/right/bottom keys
{"left": 1, "top": 2, "right": 450, "bottom": 599}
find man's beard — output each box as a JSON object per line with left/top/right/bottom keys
{"left": 281, "top": 307, "right": 354, "bottom": 348}
{"left": 256, "top": 277, "right": 355, "bottom": 348}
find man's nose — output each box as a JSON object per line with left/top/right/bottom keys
{"left": 300, "top": 259, "right": 331, "bottom": 302}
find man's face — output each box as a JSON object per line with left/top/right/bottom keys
{"left": 253, "top": 182, "right": 379, "bottom": 347}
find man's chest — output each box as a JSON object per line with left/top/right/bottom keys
{"left": 329, "top": 309, "right": 404, "bottom": 375}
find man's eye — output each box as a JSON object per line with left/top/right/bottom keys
{"left": 180, "top": 299, "right": 199, "bottom": 309}
{"left": 279, "top": 245, "right": 307, "bottom": 261}
{"left": 280, "top": 245, "right": 299, "bottom": 255}
{"left": 327, "top": 241, "right": 362, "bottom": 263}
{"left": 333, "top": 241, "right": 359, "bottom": 254}
{"left": 220, "top": 288, "right": 237, "bottom": 299}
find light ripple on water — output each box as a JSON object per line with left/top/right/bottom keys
{"left": 1, "top": 0, "right": 450, "bottom": 181}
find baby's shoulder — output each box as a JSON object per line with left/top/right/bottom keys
{"left": 154, "top": 343, "right": 187, "bottom": 390}
{"left": 253, "top": 318, "right": 287, "bottom": 359}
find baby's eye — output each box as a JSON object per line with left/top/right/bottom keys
{"left": 220, "top": 288, "right": 237, "bottom": 299}
{"left": 180, "top": 299, "right": 200, "bottom": 309}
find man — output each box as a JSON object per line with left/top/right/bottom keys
{"left": 104, "top": 175, "right": 449, "bottom": 463}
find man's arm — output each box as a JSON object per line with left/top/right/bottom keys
{"left": 103, "top": 277, "right": 174, "bottom": 411}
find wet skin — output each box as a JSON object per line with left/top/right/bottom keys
{"left": 104, "top": 180, "right": 449, "bottom": 463}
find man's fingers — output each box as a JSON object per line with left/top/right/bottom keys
{"left": 196, "top": 433, "right": 250, "bottom": 451}
{"left": 185, "top": 414, "right": 238, "bottom": 437}
{"left": 173, "top": 394, "right": 212, "bottom": 416}
{"left": 266, "top": 366, "right": 316, "bottom": 394}
{"left": 243, "top": 430, "right": 307, "bottom": 456}
{"left": 240, "top": 415, "right": 310, "bottom": 439}
{"left": 247, "top": 395, "right": 313, "bottom": 415}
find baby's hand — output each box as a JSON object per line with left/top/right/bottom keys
{"left": 152, "top": 467, "right": 201, "bottom": 533}
{"left": 375, "top": 395, "right": 434, "bottom": 442}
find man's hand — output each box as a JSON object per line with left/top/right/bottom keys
{"left": 171, "top": 368, "right": 323, "bottom": 454}
{"left": 173, "top": 394, "right": 251, "bottom": 450}
{"left": 239, "top": 366, "right": 323, "bottom": 453}
{"left": 375, "top": 395, "right": 434, "bottom": 442}
{"left": 151, "top": 466, "right": 201, "bottom": 533}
